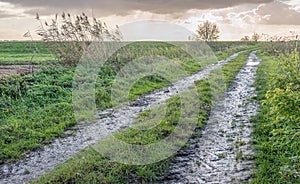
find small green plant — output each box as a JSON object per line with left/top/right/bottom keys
{"left": 24, "top": 168, "right": 31, "bottom": 175}
{"left": 218, "top": 153, "right": 226, "bottom": 159}
{"left": 235, "top": 149, "right": 243, "bottom": 161}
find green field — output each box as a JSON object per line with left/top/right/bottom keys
{"left": 0, "top": 42, "right": 55, "bottom": 65}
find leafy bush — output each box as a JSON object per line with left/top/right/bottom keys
{"left": 252, "top": 51, "right": 300, "bottom": 183}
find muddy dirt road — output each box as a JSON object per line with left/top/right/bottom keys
{"left": 161, "top": 51, "right": 260, "bottom": 183}
{"left": 0, "top": 65, "right": 35, "bottom": 79}
{"left": 0, "top": 52, "right": 244, "bottom": 183}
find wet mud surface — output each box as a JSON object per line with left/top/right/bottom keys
{"left": 161, "top": 51, "right": 261, "bottom": 184}
{"left": 0, "top": 65, "right": 36, "bottom": 79}
{"left": 0, "top": 52, "right": 243, "bottom": 183}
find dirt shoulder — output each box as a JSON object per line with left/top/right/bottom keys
{"left": 0, "top": 65, "right": 36, "bottom": 79}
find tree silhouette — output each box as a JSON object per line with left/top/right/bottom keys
{"left": 241, "top": 36, "right": 250, "bottom": 41}
{"left": 195, "top": 21, "right": 220, "bottom": 41}
{"left": 252, "top": 33, "right": 260, "bottom": 42}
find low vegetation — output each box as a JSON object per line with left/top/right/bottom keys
{"left": 251, "top": 49, "right": 300, "bottom": 183}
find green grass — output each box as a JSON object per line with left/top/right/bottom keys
{"left": 250, "top": 51, "right": 300, "bottom": 183}
{"left": 129, "top": 75, "right": 171, "bottom": 100}
{"left": 0, "top": 68, "right": 75, "bottom": 163}
{"left": 0, "top": 41, "right": 255, "bottom": 66}
{"left": 0, "top": 53, "right": 55, "bottom": 65}
{"left": 0, "top": 42, "right": 55, "bottom": 65}
{"left": 127, "top": 42, "right": 256, "bottom": 101}
{"left": 31, "top": 50, "right": 252, "bottom": 183}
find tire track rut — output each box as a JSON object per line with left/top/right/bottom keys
{"left": 161, "top": 51, "right": 261, "bottom": 184}
{"left": 0, "top": 52, "right": 243, "bottom": 184}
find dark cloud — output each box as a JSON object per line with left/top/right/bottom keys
{"left": 257, "top": 1, "right": 300, "bottom": 25}
{"left": 2, "top": 0, "right": 274, "bottom": 16}
{"left": 210, "top": 1, "right": 300, "bottom": 25}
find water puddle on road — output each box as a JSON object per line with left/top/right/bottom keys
{"left": 160, "top": 51, "right": 261, "bottom": 184}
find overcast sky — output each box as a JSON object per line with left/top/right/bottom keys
{"left": 0, "top": 0, "right": 299, "bottom": 40}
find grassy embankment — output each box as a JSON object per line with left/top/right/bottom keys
{"left": 32, "top": 50, "right": 252, "bottom": 183}
{"left": 251, "top": 51, "right": 299, "bottom": 183}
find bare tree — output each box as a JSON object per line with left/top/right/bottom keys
{"left": 195, "top": 21, "right": 220, "bottom": 41}
{"left": 241, "top": 36, "right": 250, "bottom": 41}
{"left": 252, "top": 33, "right": 260, "bottom": 42}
